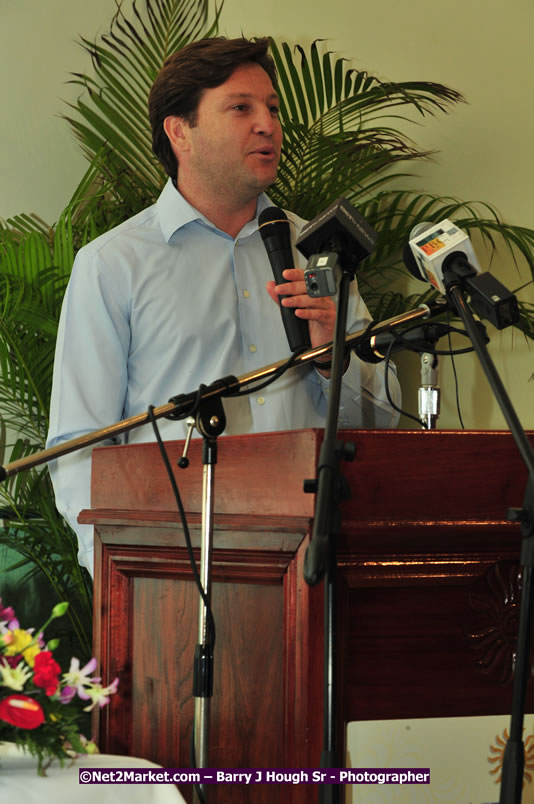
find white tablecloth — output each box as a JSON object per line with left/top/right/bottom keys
{"left": 0, "top": 743, "right": 186, "bottom": 804}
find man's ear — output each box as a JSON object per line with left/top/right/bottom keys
{"left": 163, "top": 116, "right": 191, "bottom": 156}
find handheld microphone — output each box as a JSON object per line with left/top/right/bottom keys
{"left": 258, "top": 207, "right": 311, "bottom": 352}
{"left": 403, "top": 219, "right": 481, "bottom": 294}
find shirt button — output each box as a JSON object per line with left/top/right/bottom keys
{"left": 249, "top": 344, "right": 257, "bottom": 353}
{"left": 257, "top": 397, "right": 265, "bottom": 405}
{"left": 243, "top": 290, "right": 250, "bottom": 298}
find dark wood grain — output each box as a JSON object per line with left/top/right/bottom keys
{"left": 86, "top": 429, "right": 534, "bottom": 803}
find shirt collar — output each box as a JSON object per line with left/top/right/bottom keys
{"left": 157, "top": 178, "right": 274, "bottom": 242}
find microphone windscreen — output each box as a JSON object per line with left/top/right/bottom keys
{"left": 403, "top": 243, "right": 424, "bottom": 281}
{"left": 410, "top": 221, "right": 433, "bottom": 239}
{"left": 403, "top": 221, "right": 434, "bottom": 282}
{"left": 258, "top": 207, "right": 289, "bottom": 239}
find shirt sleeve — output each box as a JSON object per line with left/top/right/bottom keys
{"left": 314, "top": 352, "right": 401, "bottom": 429}
{"left": 46, "top": 247, "right": 130, "bottom": 575}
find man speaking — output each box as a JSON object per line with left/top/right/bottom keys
{"left": 46, "top": 37, "right": 401, "bottom": 575}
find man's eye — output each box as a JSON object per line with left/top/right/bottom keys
{"left": 270, "top": 106, "right": 280, "bottom": 116}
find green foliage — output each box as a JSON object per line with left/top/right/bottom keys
{"left": 0, "top": 199, "right": 97, "bottom": 658}
{"left": 64, "top": 0, "right": 220, "bottom": 214}
{"left": 270, "top": 39, "right": 465, "bottom": 215}
{"left": 7, "top": 700, "right": 89, "bottom": 776}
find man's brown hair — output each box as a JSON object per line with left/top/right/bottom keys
{"left": 149, "top": 37, "right": 278, "bottom": 178}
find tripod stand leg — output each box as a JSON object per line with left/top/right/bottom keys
{"left": 318, "top": 541, "right": 341, "bottom": 804}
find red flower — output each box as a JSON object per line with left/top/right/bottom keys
{"left": 33, "top": 650, "right": 61, "bottom": 696}
{"left": 0, "top": 695, "right": 45, "bottom": 729}
{"left": 2, "top": 655, "right": 21, "bottom": 669}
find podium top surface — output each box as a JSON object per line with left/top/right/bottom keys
{"left": 84, "top": 428, "right": 533, "bottom": 527}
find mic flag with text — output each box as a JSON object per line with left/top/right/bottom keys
{"left": 403, "top": 220, "right": 519, "bottom": 329}
{"left": 403, "top": 219, "right": 481, "bottom": 294}
{"left": 258, "top": 207, "right": 311, "bottom": 352}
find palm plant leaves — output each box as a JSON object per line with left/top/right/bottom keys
{"left": 0, "top": 213, "right": 94, "bottom": 655}
{"left": 270, "top": 39, "right": 465, "bottom": 217}
{"left": 0, "top": 166, "right": 120, "bottom": 655}
{"left": 64, "top": 0, "right": 220, "bottom": 207}
{"left": 267, "top": 40, "right": 534, "bottom": 328}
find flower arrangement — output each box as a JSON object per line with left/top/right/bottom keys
{"left": 0, "top": 598, "right": 118, "bottom": 775}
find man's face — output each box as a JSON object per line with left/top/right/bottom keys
{"left": 176, "top": 62, "right": 283, "bottom": 207}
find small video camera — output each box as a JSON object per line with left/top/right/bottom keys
{"left": 304, "top": 253, "right": 340, "bottom": 298}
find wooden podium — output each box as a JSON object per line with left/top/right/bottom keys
{"left": 82, "top": 428, "right": 534, "bottom": 803}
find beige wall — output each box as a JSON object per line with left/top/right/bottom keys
{"left": 0, "top": 0, "right": 118, "bottom": 222}
{"left": 1, "top": 0, "right": 533, "bottom": 429}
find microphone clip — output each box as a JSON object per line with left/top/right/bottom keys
{"left": 442, "top": 256, "right": 520, "bottom": 330}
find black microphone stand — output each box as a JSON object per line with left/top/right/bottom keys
{"left": 441, "top": 265, "right": 534, "bottom": 804}
{"left": 302, "top": 266, "right": 358, "bottom": 804}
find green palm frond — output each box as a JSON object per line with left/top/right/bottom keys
{"left": 64, "top": 0, "right": 221, "bottom": 205}
{"left": 0, "top": 220, "right": 90, "bottom": 650}
{"left": 266, "top": 40, "right": 534, "bottom": 329}
{"left": 272, "top": 40, "right": 463, "bottom": 126}
{"left": 0, "top": 244, "right": 64, "bottom": 442}
{"left": 270, "top": 40, "right": 465, "bottom": 216}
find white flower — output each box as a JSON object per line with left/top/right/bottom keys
{"left": 0, "top": 659, "right": 32, "bottom": 691}
{"left": 82, "top": 678, "right": 119, "bottom": 712}
{"left": 60, "top": 656, "right": 99, "bottom": 702}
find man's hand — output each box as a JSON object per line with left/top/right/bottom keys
{"left": 265, "top": 268, "right": 336, "bottom": 350}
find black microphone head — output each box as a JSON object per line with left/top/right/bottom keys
{"left": 258, "top": 205, "right": 310, "bottom": 351}
{"left": 403, "top": 243, "right": 424, "bottom": 281}
{"left": 295, "top": 197, "right": 377, "bottom": 271}
{"left": 258, "top": 207, "right": 290, "bottom": 241}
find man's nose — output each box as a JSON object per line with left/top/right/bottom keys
{"left": 252, "top": 105, "right": 276, "bottom": 136}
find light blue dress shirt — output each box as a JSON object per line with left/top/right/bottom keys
{"left": 46, "top": 179, "right": 400, "bottom": 574}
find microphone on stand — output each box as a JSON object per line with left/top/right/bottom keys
{"left": 403, "top": 219, "right": 481, "bottom": 294}
{"left": 258, "top": 207, "right": 311, "bottom": 352}
{"left": 403, "top": 219, "right": 519, "bottom": 329}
